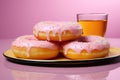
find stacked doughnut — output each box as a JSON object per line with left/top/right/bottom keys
{"left": 12, "top": 21, "right": 110, "bottom": 60}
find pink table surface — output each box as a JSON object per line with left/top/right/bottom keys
{"left": 0, "top": 38, "right": 120, "bottom": 80}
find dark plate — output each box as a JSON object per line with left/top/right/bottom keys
{"left": 3, "top": 48, "right": 120, "bottom": 67}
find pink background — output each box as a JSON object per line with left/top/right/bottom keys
{"left": 0, "top": 0, "right": 120, "bottom": 38}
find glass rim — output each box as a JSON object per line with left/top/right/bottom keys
{"left": 77, "top": 13, "right": 108, "bottom": 16}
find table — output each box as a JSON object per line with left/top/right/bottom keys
{"left": 0, "top": 38, "right": 120, "bottom": 80}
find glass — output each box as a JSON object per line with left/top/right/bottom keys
{"left": 77, "top": 13, "right": 108, "bottom": 37}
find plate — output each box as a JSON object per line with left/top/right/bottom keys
{"left": 3, "top": 48, "right": 120, "bottom": 67}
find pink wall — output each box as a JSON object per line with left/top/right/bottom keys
{"left": 0, "top": 0, "right": 120, "bottom": 38}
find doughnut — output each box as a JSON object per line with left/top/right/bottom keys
{"left": 33, "top": 21, "right": 82, "bottom": 41}
{"left": 11, "top": 35, "right": 59, "bottom": 59}
{"left": 63, "top": 36, "right": 110, "bottom": 60}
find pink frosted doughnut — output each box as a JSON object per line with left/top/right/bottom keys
{"left": 63, "top": 36, "right": 110, "bottom": 60}
{"left": 12, "top": 35, "right": 59, "bottom": 59}
{"left": 33, "top": 21, "right": 82, "bottom": 41}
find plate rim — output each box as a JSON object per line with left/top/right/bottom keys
{"left": 3, "top": 48, "right": 120, "bottom": 62}
{"left": 3, "top": 48, "right": 120, "bottom": 67}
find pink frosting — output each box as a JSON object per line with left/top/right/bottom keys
{"left": 63, "top": 36, "right": 110, "bottom": 55}
{"left": 33, "top": 21, "right": 82, "bottom": 41}
{"left": 12, "top": 35, "right": 59, "bottom": 56}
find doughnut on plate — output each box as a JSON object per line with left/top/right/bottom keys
{"left": 3, "top": 47, "right": 120, "bottom": 67}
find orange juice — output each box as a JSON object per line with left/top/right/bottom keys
{"left": 78, "top": 20, "right": 107, "bottom": 36}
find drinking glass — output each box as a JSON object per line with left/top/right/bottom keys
{"left": 77, "top": 13, "right": 108, "bottom": 37}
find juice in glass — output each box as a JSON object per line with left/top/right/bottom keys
{"left": 77, "top": 13, "right": 108, "bottom": 37}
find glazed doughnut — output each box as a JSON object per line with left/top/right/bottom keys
{"left": 63, "top": 36, "right": 110, "bottom": 60}
{"left": 33, "top": 21, "right": 82, "bottom": 41}
{"left": 12, "top": 35, "right": 59, "bottom": 59}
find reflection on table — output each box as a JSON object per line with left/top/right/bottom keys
{"left": 4, "top": 60, "right": 120, "bottom": 80}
